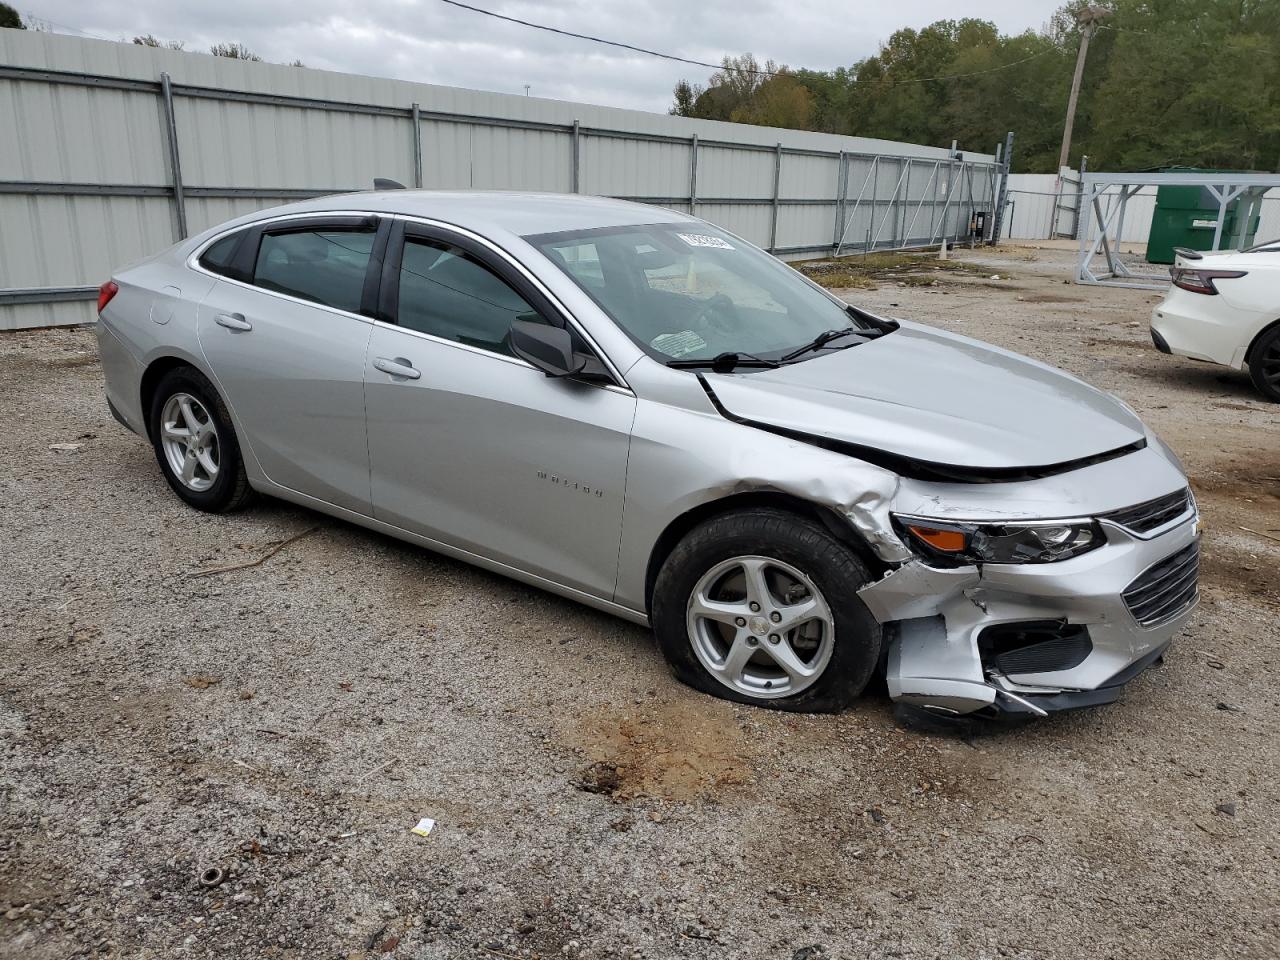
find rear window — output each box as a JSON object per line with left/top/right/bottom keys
{"left": 252, "top": 229, "right": 375, "bottom": 313}
{"left": 198, "top": 232, "right": 243, "bottom": 277}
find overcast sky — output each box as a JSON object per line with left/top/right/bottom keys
{"left": 24, "top": 1, "right": 1065, "bottom": 114}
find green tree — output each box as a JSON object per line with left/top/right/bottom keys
{"left": 668, "top": 4, "right": 1280, "bottom": 173}
{"left": 670, "top": 79, "right": 697, "bottom": 117}
{"left": 1087, "top": 0, "right": 1280, "bottom": 170}
{"left": 0, "top": 2, "right": 24, "bottom": 29}
{"left": 731, "top": 73, "right": 814, "bottom": 130}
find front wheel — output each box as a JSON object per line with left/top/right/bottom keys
{"left": 1248, "top": 325, "right": 1280, "bottom": 402}
{"left": 651, "top": 508, "right": 882, "bottom": 713}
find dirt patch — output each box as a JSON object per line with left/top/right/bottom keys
{"left": 567, "top": 696, "right": 757, "bottom": 802}
{"left": 798, "top": 251, "right": 999, "bottom": 292}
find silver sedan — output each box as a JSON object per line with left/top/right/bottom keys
{"left": 95, "top": 191, "right": 1199, "bottom": 719}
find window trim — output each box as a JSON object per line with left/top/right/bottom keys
{"left": 186, "top": 209, "right": 630, "bottom": 391}
{"left": 188, "top": 211, "right": 388, "bottom": 326}
{"left": 237, "top": 215, "right": 384, "bottom": 317}
{"left": 380, "top": 215, "right": 629, "bottom": 389}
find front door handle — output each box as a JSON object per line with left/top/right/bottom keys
{"left": 215, "top": 313, "right": 253, "bottom": 332}
{"left": 373, "top": 356, "right": 422, "bottom": 380}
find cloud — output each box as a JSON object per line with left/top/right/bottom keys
{"left": 31, "top": 0, "right": 1064, "bottom": 113}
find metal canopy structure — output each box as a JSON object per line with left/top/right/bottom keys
{"left": 1077, "top": 171, "right": 1280, "bottom": 289}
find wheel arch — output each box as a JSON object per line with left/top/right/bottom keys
{"left": 643, "top": 491, "right": 890, "bottom": 613}
{"left": 139, "top": 356, "right": 204, "bottom": 440}
{"left": 1244, "top": 316, "right": 1280, "bottom": 365}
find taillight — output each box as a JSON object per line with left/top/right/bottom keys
{"left": 1170, "top": 267, "right": 1246, "bottom": 295}
{"left": 97, "top": 280, "right": 119, "bottom": 314}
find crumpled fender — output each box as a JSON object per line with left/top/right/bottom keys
{"left": 717, "top": 438, "right": 915, "bottom": 565}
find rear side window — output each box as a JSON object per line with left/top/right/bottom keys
{"left": 397, "top": 238, "right": 548, "bottom": 355}
{"left": 253, "top": 229, "right": 375, "bottom": 313}
{"left": 198, "top": 232, "right": 243, "bottom": 277}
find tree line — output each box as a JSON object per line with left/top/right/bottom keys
{"left": 671, "top": 0, "right": 1280, "bottom": 174}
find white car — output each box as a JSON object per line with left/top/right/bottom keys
{"left": 1151, "top": 240, "right": 1280, "bottom": 401}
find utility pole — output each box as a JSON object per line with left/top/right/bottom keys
{"left": 1057, "top": 6, "right": 1111, "bottom": 174}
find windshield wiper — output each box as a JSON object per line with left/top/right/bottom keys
{"left": 780, "top": 326, "right": 866, "bottom": 362}
{"left": 666, "top": 351, "right": 781, "bottom": 372}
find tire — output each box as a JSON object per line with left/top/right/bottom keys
{"left": 1248, "top": 325, "right": 1280, "bottom": 403}
{"left": 148, "top": 365, "right": 254, "bottom": 513}
{"left": 651, "top": 508, "right": 882, "bottom": 713}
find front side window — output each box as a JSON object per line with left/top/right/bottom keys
{"left": 527, "top": 223, "right": 875, "bottom": 363}
{"left": 253, "top": 228, "right": 375, "bottom": 313}
{"left": 396, "top": 237, "right": 548, "bottom": 356}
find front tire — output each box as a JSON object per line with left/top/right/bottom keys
{"left": 651, "top": 508, "right": 882, "bottom": 713}
{"left": 1248, "top": 325, "right": 1280, "bottom": 402}
{"left": 148, "top": 366, "right": 253, "bottom": 513}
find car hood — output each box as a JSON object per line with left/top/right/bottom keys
{"left": 703, "top": 321, "right": 1146, "bottom": 471}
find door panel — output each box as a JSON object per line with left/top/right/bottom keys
{"left": 364, "top": 326, "right": 635, "bottom": 599}
{"left": 197, "top": 281, "right": 375, "bottom": 513}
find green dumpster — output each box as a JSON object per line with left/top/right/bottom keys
{"left": 1147, "top": 168, "right": 1261, "bottom": 264}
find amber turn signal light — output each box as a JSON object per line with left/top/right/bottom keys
{"left": 904, "top": 524, "right": 967, "bottom": 553}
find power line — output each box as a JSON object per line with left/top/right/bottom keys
{"left": 432, "top": 0, "right": 1059, "bottom": 84}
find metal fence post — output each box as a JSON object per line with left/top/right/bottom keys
{"left": 159, "top": 72, "right": 187, "bottom": 240}
{"left": 571, "top": 120, "right": 581, "bottom": 193}
{"left": 769, "top": 142, "right": 782, "bottom": 253}
{"left": 831, "top": 151, "right": 847, "bottom": 253}
{"left": 688, "top": 133, "right": 699, "bottom": 215}
{"left": 1073, "top": 154, "right": 1088, "bottom": 239}
{"left": 411, "top": 102, "right": 423, "bottom": 188}
{"left": 989, "top": 130, "right": 1014, "bottom": 246}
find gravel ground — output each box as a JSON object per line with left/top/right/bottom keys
{"left": 2, "top": 244, "right": 1278, "bottom": 960}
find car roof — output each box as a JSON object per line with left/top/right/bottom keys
{"left": 212, "top": 190, "right": 697, "bottom": 242}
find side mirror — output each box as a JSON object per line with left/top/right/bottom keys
{"left": 510, "top": 320, "right": 587, "bottom": 377}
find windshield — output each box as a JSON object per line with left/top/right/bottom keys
{"left": 524, "top": 222, "right": 872, "bottom": 363}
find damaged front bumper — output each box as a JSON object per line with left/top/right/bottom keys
{"left": 859, "top": 512, "right": 1200, "bottom": 717}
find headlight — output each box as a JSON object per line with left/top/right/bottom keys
{"left": 893, "top": 515, "right": 1103, "bottom": 565}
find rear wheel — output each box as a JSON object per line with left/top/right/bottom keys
{"left": 651, "top": 508, "right": 881, "bottom": 713}
{"left": 1248, "top": 325, "right": 1280, "bottom": 403}
{"left": 148, "top": 366, "right": 253, "bottom": 512}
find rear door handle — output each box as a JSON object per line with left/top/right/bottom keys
{"left": 373, "top": 356, "right": 421, "bottom": 380}
{"left": 215, "top": 313, "right": 253, "bottom": 332}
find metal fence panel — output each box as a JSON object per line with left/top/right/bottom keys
{"left": 419, "top": 120, "right": 475, "bottom": 190}
{"left": 779, "top": 153, "right": 839, "bottom": 200}
{"left": 0, "top": 194, "right": 173, "bottom": 287}
{"left": 581, "top": 135, "right": 688, "bottom": 199}
{"left": 0, "top": 81, "right": 168, "bottom": 184}
{"left": 696, "top": 145, "right": 776, "bottom": 199}
{"left": 471, "top": 126, "right": 571, "bottom": 192}
{"left": 176, "top": 99, "right": 415, "bottom": 190}
{"left": 0, "top": 28, "right": 1003, "bottom": 330}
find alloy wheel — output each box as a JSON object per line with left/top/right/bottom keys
{"left": 685, "top": 555, "right": 835, "bottom": 699}
{"left": 160, "top": 392, "right": 220, "bottom": 492}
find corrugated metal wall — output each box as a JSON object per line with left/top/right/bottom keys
{"left": 0, "top": 29, "right": 1003, "bottom": 330}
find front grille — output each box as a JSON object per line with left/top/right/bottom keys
{"left": 1123, "top": 541, "right": 1200, "bottom": 627}
{"left": 1102, "top": 488, "right": 1193, "bottom": 535}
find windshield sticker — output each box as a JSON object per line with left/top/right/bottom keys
{"left": 676, "top": 233, "right": 735, "bottom": 250}
{"left": 651, "top": 330, "right": 708, "bottom": 358}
